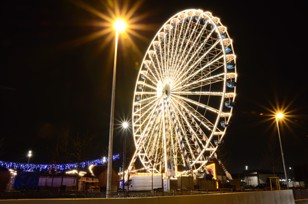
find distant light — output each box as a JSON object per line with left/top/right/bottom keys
{"left": 66, "top": 169, "right": 78, "bottom": 175}
{"left": 9, "top": 169, "right": 17, "bottom": 176}
{"left": 245, "top": 165, "right": 248, "bottom": 171}
{"left": 114, "top": 19, "right": 127, "bottom": 32}
{"left": 89, "top": 164, "right": 95, "bottom": 176}
{"left": 79, "top": 171, "right": 87, "bottom": 177}
{"left": 122, "top": 121, "right": 129, "bottom": 129}
{"left": 27, "top": 150, "right": 32, "bottom": 158}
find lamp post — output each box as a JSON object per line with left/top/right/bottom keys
{"left": 27, "top": 150, "right": 32, "bottom": 164}
{"left": 275, "top": 112, "right": 288, "bottom": 188}
{"left": 121, "top": 121, "right": 129, "bottom": 195}
{"left": 106, "top": 19, "right": 127, "bottom": 198}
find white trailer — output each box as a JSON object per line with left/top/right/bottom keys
{"left": 126, "top": 173, "right": 162, "bottom": 191}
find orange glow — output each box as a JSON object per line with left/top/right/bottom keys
{"left": 62, "top": 0, "right": 156, "bottom": 57}
{"left": 254, "top": 93, "right": 304, "bottom": 141}
{"left": 206, "top": 163, "right": 218, "bottom": 189}
{"left": 276, "top": 112, "right": 284, "bottom": 120}
{"left": 114, "top": 19, "right": 127, "bottom": 32}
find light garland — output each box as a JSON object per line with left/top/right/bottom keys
{"left": 0, "top": 154, "right": 120, "bottom": 172}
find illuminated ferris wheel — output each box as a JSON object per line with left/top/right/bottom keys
{"left": 128, "top": 9, "right": 237, "bottom": 177}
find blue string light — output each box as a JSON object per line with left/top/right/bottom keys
{"left": 0, "top": 154, "right": 120, "bottom": 172}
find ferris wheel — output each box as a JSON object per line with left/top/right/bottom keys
{"left": 128, "top": 9, "right": 237, "bottom": 177}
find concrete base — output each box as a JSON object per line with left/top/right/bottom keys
{"left": 0, "top": 190, "right": 294, "bottom": 204}
{"left": 295, "top": 199, "right": 308, "bottom": 204}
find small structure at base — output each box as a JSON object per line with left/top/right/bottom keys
{"left": 268, "top": 176, "right": 280, "bottom": 190}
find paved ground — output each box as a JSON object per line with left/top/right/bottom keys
{"left": 0, "top": 189, "right": 233, "bottom": 199}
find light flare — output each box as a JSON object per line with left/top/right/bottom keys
{"left": 63, "top": 0, "right": 157, "bottom": 57}
{"left": 114, "top": 19, "right": 127, "bottom": 32}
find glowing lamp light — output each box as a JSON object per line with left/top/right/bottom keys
{"left": 276, "top": 112, "right": 284, "bottom": 120}
{"left": 89, "top": 164, "right": 95, "bottom": 176}
{"left": 66, "top": 169, "right": 78, "bottom": 175}
{"left": 122, "top": 121, "right": 129, "bottom": 129}
{"left": 78, "top": 171, "right": 87, "bottom": 177}
{"left": 27, "top": 150, "right": 32, "bottom": 158}
{"left": 114, "top": 19, "right": 127, "bottom": 32}
{"left": 0, "top": 155, "right": 120, "bottom": 173}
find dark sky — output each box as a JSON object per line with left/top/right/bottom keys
{"left": 0, "top": 0, "right": 307, "bottom": 174}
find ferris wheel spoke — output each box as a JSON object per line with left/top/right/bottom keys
{"left": 155, "top": 32, "right": 168, "bottom": 77}
{"left": 138, "top": 108, "right": 161, "bottom": 133}
{"left": 172, "top": 94, "right": 220, "bottom": 115}
{"left": 177, "top": 56, "right": 225, "bottom": 90}
{"left": 153, "top": 124, "right": 163, "bottom": 167}
{"left": 135, "top": 91, "right": 156, "bottom": 97}
{"left": 172, "top": 17, "right": 203, "bottom": 75}
{"left": 133, "top": 97, "right": 158, "bottom": 117}
{"left": 171, "top": 101, "right": 198, "bottom": 165}
{"left": 169, "top": 101, "right": 191, "bottom": 164}
{"left": 173, "top": 24, "right": 216, "bottom": 78}
{"left": 134, "top": 100, "right": 160, "bottom": 134}
{"left": 144, "top": 120, "right": 162, "bottom": 165}
{"left": 168, "top": 20, "right": 179, "bottom": 76}
{"left": 169, "top": 19, "right": 186, "bottom": 78}
{"left": 134, "top": 95, "right": 158, "bottom": 107}
{"left": 170, "top": 18, "right": 195, "bottom": 75}
{"left": 174, "top": 48, "right": 223, "bottom": 89}
{"left": 172, "top": 97, "right": 214, "bottom": 134}
{"left": 164, "top": 101, "right": 180, "bottom": 172}
{"left": 186, "top": 118, "right": 216, "bottom": 154}
{"left": 148, "top": 51, "right": 164, "bottom": 80}
{"left": 140, "top": 70, "right": 159, "bottom": 91}
{"left": 159, "top": 39, "right": 167, "bottom": 77}
{"left": 140, "top": 66, "right": 160, "bottom": 86}
{"left": 164, "top": 27, "right": 172, "bottom": 76}
{"left": 147, "top": 48, "right": 164, "bottom": 81}
{"left": 173, "top": 52, "right": 224, "bottom": 90}
{"left": 174, "top": 39, "right": 222, "bottom": 86}
{"left": 173, "top": 41, "right": 206, "bottom": 80}
{"left": 169, "top": 103, "right": 188, "bottom": 167}
{"left": 173, "top": 73, "right": 224, "bottom": 92}
{"left": 173, "top": 23, "right": 214, "bottom": 78}
{"left": 163, "top": 34, "right": 169, "bottom": 76}
{"left": 166, "top": 25, "right": 179, "bottom": 79}
{"left": 182, "top": 108, "right": 208, "bottom": 151}
{"left": 136, "top": 79, "right": 157, "bottom": 91}
{"left": 173, "top": 90, "right": 224, "bottom": 97}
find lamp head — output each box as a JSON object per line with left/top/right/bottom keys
{"left": 276, "top": 112, "right": 284, "bottom": 120}
{"left": 114, "top": 19, "right": 127, "bottom": 32}
{"left": 122, "top": 121, "right": 129, "bottom": 129}
{"left": 27, "top": 150, "right": 32, "bottom": 158}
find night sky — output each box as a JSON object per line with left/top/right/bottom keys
{"left": 0, "top": 0, "right": 307, "bottom": 174}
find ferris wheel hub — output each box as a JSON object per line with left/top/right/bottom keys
{"left": 157, "top": 78, "right": 172, "bottom": 99}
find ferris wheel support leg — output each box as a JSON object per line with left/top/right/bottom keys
{"left": 127, "top": 149, "right": 138, "bottom": 172}
{"left": 214, "top": 153, "right": 233, "bottom": 180}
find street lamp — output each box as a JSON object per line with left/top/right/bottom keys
{"left": 121, "top": 121, "right": 129, "bottom": 194}
{"left": 27, "top": 150, "right": 32, "bottom": 164}
{"left": 275, "top": 111, "right": 288, "bottom": 188}
{"left": 106, "top": 19, "right": 127, "bottom": 198}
